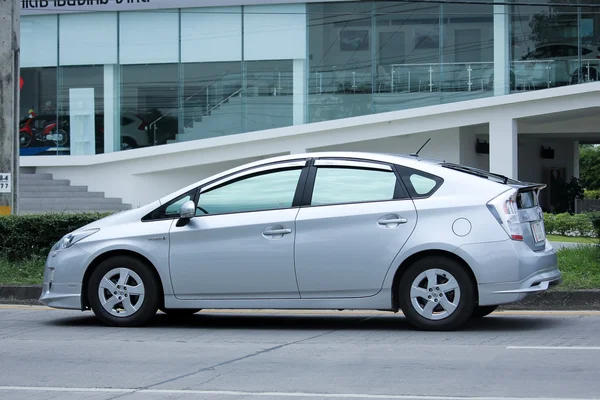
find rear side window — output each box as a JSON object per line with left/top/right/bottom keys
{"left": 397, "top": 167, "right": 443, "bottom": 199}
{"left": 310, "top": 167, "right": 399, "bottom": 206}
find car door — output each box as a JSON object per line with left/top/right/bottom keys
{"left": 168, "top": 160, "right": 308, "bottom": 300}
{"left": 294, "top": 159, "right": 418, "bottom": 299}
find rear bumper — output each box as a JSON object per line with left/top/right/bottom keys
{"left": 456, "top": 239, "right": 561, "bottom": 306}
{"left": 478, "top": 268, "right": 562, "bottom": 306}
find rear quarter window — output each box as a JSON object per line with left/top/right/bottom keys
{"left": 397, "top": 166, "right": 443, "bottom": 199}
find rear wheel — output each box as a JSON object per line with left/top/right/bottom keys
{"left": 398, "top": 256, "right": 476, "bottom": 331}
{"left": 471, "top": 305, "right": 498, "bottom": 319}
{"left": 88, "top": 256, "right": 160, "bottom": 327}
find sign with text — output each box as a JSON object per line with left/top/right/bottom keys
{"left": 20, "top": 0, "right": 330, "bottom": 15}
{"left": 0, "top": 173, "right": 11, "bottom": 194}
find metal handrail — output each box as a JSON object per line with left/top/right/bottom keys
{"left": 184, "top": 73, "right": 273, "bottom": 129}
{"left": 146, "top": 71, "right": 232, "bottom": 144}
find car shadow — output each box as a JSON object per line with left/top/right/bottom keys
{"left": 44, "top": 311, "right": 564, "bottom": 333}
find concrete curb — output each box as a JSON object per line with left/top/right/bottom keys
{"left": 2, "top": 285, "right": 600, "bottom": 310}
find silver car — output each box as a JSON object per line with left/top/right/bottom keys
{"left": 39, "top": 152, "right": 561, "bottom": 331}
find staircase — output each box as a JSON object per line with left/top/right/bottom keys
{"left": 172, "top": 96, "right": 294, "bottom": 143}
{"left": 18, "top": 170, "right": 132, "bottom": 215}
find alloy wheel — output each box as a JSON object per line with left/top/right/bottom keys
{"left": 409, "top": 268, "right": 461, "bottom": 321}
{"left": 97, "top": 267, "right": 145, "bottom": 318}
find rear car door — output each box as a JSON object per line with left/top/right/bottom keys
{"left": 294, "top": 158, "right": 417, "bottom": 299}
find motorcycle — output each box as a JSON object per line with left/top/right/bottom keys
{"left": 19, "top": 111, "right": 69, "bottom": 148}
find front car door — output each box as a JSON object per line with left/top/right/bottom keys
{"left": 168, "top": 160, "right": 308, "bottom": 300}
{"left": 294, "top": 158, "right": 418, "bottom": 299}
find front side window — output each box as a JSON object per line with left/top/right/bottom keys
{"left": 198, "top": 168, "right": 302, "bottom": 215}
{"left": 310, "top": 167, "right": 398, "bottom": 206}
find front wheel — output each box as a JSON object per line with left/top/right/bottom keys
{"left": 88, "top": 256, "right": 160, "bottom": 327}
{"left": 398, "top": 256, "right": 476, "bottom": 331}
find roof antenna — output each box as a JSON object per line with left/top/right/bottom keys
{"left": 410, "top": 138, "right": 431, "bottom": 157}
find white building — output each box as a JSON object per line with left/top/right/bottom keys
{"left": 17, "top": 0, "right": 600, "bottom": 213}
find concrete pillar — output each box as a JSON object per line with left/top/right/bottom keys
{"left": 293, "top": 59, "right": 306, "bottom": 125}
{"left": 573, "top": 140, "right": 580, "bottom": 179}
{"left": 493, "top": 2, "right": 510, "bottom": 96}
{"left": 0, "top": 0, "right": 20, "bottom": 215}
{"left": 489, "top": 117, "right": 518, "bottom": 179}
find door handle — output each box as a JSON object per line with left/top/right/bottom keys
{"left": 379, "top": 218, "right": 408, "bottom": 224}
{"left": 378, "top": 217, "right": 408, "bottom": 227}
{"left": 263, "top": 228, "right": 292, "bottom": 236}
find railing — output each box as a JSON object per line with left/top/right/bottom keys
{"left": 311, "top": 58, "right": 600, "bottom": 97}
{"left": 147, "top": 71, "right": 232, "bottom": 145}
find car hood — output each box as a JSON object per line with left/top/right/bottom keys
{"left": 73, "top": 200, "right": 161, "bottom": 232}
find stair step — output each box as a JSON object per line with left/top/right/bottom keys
{"left": 20, "top": 179, "right": 70, "bottom": 186}
{"left": 17, "top": 185, "right": 89, "bottom": 192}
{"left": 19, "top": 173, "right": 53, "bottom": 180}
{"left": 20, "top": 191, "right": 105, "bottom": 199}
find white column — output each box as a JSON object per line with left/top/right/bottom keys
{"left": 493, "top": 3, "right": 510, "bottom": 96}
{"left": 489, "top": 117, "right": 518, "bottom": 179}
{"left": 293, "top": 59, "right": 306, "bottom": 125}
{"left": 103, "top": 64, "right": 120, "bottom": 153}
{"left": 573, "top": 140, "right": 580, "bottom": 179}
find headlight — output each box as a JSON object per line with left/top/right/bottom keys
{"left": 55, "top": 229, "right": 100, "bottom": 250}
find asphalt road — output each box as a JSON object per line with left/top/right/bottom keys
{"left": 1, "top": 306, "right": 600, "bottom": 400}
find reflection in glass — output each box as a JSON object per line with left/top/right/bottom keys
{"left": 121, "top": 64, "right": 179, "bottom": 149}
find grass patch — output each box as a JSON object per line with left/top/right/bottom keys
{"left": 0, "top": 256, "right": 45, "bottom": 285}
{"left": 547, "top": 234, "right": 598, "bottom": 244}
{"left": 0, "top": 246, "right": 599, "bottom": 290}
{"left": 556, "top": 245, "right": 600, "bottom": 290}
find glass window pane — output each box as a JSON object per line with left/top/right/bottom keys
{"left": 245, "top": 60, "right": 294, "bottom": 133}
{"left": 58, "top": 66, "right": 105, "bottom": 156}
{"left": 409, "top": 174, "right": 437, "bottom": 195}
{"left": 511, "top": 1, "right": 579, "bottom": 90}
{"left": 59, "top": 12, "right": 117, "bottom": 66}
{"left": 180, "top": 62, "right": 243, "bottom": 142}
{"left": 181, "top": 7, "right": 242, "bottom": 63}
{"left": 119, "top": 11, "right": 179, "bottom": 64}
{"left": 311, "top": 168, "right": 397, "bottom": 206}
{"left": 21, "top": 15, "right": 58, "bottom": 68}
{"left": 244, "top": 4, "right": 307, "bottom": 61}
{"left": 199, "top": 169, "right": 302, "bottom": 215}
{"left": 19, "top": 67, "right": 58, "bottom": 156}
{"left": 121, "top": 64, "right": 179, "bottom": 149}
{"left": 308, "top": 2, "right": 373, "bottom": 123}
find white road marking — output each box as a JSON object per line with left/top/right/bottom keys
{"left": 507, "top": 346, "right": 600, "bottom": 350}
{"left": 0, "top": 386, "right": 596, "bottom": 400}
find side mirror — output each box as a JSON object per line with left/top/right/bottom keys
{"left": 179, "top": 200, "right": 196, "bottom": 219}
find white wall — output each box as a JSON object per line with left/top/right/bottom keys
{"left": 310, "top": 128, "right": 461, "bottom": 163}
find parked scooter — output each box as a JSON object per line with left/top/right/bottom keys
{"left": 19, "top": 110, "right": 69, "bottom": 148}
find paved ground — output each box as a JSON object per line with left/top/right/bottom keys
{"left": 1, "top": 306, "right": 600, "bottom": 400}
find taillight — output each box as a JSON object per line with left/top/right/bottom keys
{"left": 487, "top": 189, "right": 524, "bottom": 241}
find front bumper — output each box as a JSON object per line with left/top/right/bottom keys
{"left": 38, "top": 246, "right": 89, "bottom": 310}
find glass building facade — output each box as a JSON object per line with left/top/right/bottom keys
{"left": 18, "top": 0, "right": 600, "bottom": 156}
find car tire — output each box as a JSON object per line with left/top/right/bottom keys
{"left": 88, "top": 255, "right": 160, "bottom": 327}
{"left": 160, "top": 308, "right": 202, "bottom": 318}
{"left": 471, "top": 305, "right": 498, "bottom": 319}
{"left": 398, "top": 256, "right": 476, "bottom": 331}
